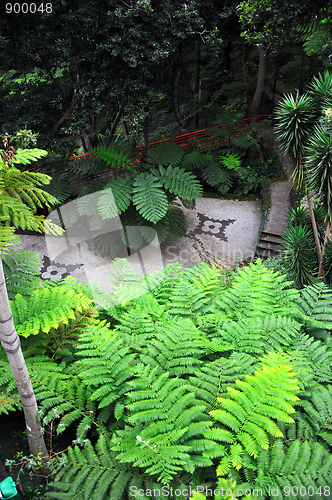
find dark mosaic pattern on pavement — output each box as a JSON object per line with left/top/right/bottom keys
{"left": 188, "top": 213, "right": 236, "bottom": 241}
{"left": 40, "top": 255, "right": 83, "bottom": 281}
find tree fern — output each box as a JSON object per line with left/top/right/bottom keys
{"left": 296, "top": 282, "right": 332, "bottom": 338}
{"left": 159, "top": 165, "right": 203, "bottom": 200}
{"left": 10, "top": 283, "right": 92, "bottom": 337}
{"left": 230, "top": 439, "right": 332, "bottom": 499}
{"left": 46, "top": 434, "right": 170, "bottom": 500}
{"left": 97, "top": 179, "right": 133, "bottom": 218}
{"left": 93, "top": 145, "right": 131, "bottom": 169}
{"left": 132, "top": 173, "right": 168, "bottom": 224}
{"left": 298, "top": 383, "right": 332, "bottom": 449}
{"left": 204, "top": 352, "right": 300, "bottom": 473}
{"left": 2, "top": 248, "right": 41, "bottom": 300}
{"left": 112, "top": 364, "right": 215, "bottom": 484}
{"left": 145, "top": 141, "right": 184, "bottom": 167}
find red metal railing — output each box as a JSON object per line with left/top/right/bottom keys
{"left": 67, "top": 114, "right": 272, "bottom": 165}
{"left": 27, "top": 115, "right": 272, "bottom": 174}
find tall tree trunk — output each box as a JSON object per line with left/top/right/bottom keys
{"left": 222, "top": 40, "right": 231, "bottom": 75}
{"left": 170, "top": 41, "right": 185, "bottom": 134}
{"left": 319, "top": 218, "right": 330, "bottom": 278}
{"left": 194, "top": 35, "right": 201, "bottom": 128}
{"left": 0, "top": 253, "right": 50, "bottom": 475}
{"left": 108, "top": 104, "right": 124, "bottom": 142}
{"left": 143, "top": 110, "right": 149, "bottom": 159}
{"left": 271, "top": 53, "right": 280, "bottom": 113}
{"left": 306, "top": 190, "right": 322, "bottom": 270}
{"left": 249, "top": 48, "right": 267, "bottom": 126}
{"left": 120, "top": 116, "right": 129, "bottom": 137}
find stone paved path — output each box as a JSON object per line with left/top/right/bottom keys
{"left": 12, "top": 195, "right": 262, "bottom": 288}
{"left": 256, "top": 132, "right": 295, "bottom": 259}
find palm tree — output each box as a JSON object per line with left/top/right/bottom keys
{"left": 305, "top": 126, "right": 332, "bottom": 276}
{"left": 274, "top": 71, "right": 332, "bottom": 280}
{"left": 274, "top": 91, "right": 321, "bottom": 264}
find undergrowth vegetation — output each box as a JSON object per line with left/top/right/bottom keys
{"left": 1, "top": 254, "right": 332, "bottom": 499}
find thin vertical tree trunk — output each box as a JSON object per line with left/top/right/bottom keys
{"left": 250, "top": 48, "right": 267, "bottom": 126}
{"left": 0, "top": 253, "right": 50, "bottom": 474}
{"left": 194, "top": 35, "right": 201, "bottom": 128}
{"left": 108, "top": 104, "right": 124, "bottom": 142}
{"left": 271, "top": 53, "right": 279, "bottom": 113}
{"left": 143, "top": 112, "right": 150, "bottom": 158}
{"left": 319, "top": 218, "right": 330, "bottom": 278}
{"left": 307, "top": 190, "right": 322, "bottom": 268}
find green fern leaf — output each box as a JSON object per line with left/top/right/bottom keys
{"left": 145, "top": 141, "right": 184, "bottom": 166}
{"left": 159, "top": 166, "right": 203, "bottom": 200}
{"left": 2, "top": 249, "right": 41, "bottom": 300}
{"left": 204, "top": 352, "right": 300, "bottom": 472}
{"left": 132, "top": 173, "right": 168, "bottom": 224}
{"left": 97, "top": 178, "right": 133, "bottom": 218}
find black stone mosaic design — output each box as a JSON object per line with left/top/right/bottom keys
{"left": 40, "top": 255, "right": 83, "bottom": 281}
{"left": 188, "top": 213, "right": 236, "bottom": 241}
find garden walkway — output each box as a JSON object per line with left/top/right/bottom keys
{"left": 13, "top": 127, "right": 294, "bottom": 290}
{"left": 255, "top": 134, "right": 294, "bottom": 259}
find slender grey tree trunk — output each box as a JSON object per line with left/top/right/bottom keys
{"left": 194, "top": 35, "right": 201, "bottom": 128}
{"left": 319, "top": 218, "right": 331, "bottom": 278}
{"left": 250, "top": 48, "right": 267, "bottom": 126}
{"left": 0, "top": 252, "right": 50, "bottom": 474}
{"left": 306, "top": 190, "right": 322, "bottom": 268}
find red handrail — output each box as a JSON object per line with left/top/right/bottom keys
{"left": 27, "top": 115, "right": 272, "bottom": 174}
{"left": 67, "top": 114, "right": 272, "bottom": 164}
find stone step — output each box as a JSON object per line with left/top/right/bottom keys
{"left": 257, "top": 241, "right": 281, "bottom": 253}
{"left": 260, "top": 232, "right": 282, "bottom": 245}
{"left": 256, "top": 247, "right": 281, "bottom": 259}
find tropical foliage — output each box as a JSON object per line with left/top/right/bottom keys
{"left": 0, "top": 141, "right": 62, "bottom": 249}
{"left": 1, "top": 258, "right": 332, "bottom": 498}
{"left": 275, "top": 71, "right": 332, "bottom": 281}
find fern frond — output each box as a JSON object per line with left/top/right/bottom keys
{"left": 93, "top": 145, "right": 131, "bottom": 169}
{"left": 74, "top": 321, "right": 137, "bottom": 410}
{"left": 296, "top": 282, "right": 332, "bottom": 338}
{"left": 139, "top": 318, "right": 207, "bottom": 377}
{"left": 232, "top": 439, "right": 332, "bottom": 497}
{"left": 163, "top": 206, "right": 187, "bottom": 240}
{"left": 97, "top": 179, "right": 133, "bottom": 218}
{"left": 10, "top": 147, "right": 48, "bottom": 165}
{"left": 46, "top": 435, "right": 137, "bottom": 500}
{"left": 204, "top": 352, "right": 300, "bottom": 472}
{"left": 1, "top": 166, "right": 58, "bottom": 209}
{"left": 188, "top": 355, "right": 256, "bottom": 412}
{"left": 132, "top": 173, "right": 168, "bottom": 224}
{"left": 112, "top": 365, "right": 214, "bottom": 484}
{"left": 11, "top": 285, "right": 92, "bottom": 337}
{"left": 145, "top": 141, "right": 184, "bottom": 166}
{"left": 287, "top": 332, "right": 332, "bottom": 383}
{"left": 297, "top": 383, "right": 332, "bottom": 448}
{"left": 214, "top": 260, "right": 299, "bottom": 321}
{"left": 159, "top": 166, "right": 203, "bottom": 200}
{"left": 2, "top": 248, "right": 41, "bottom": 300}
